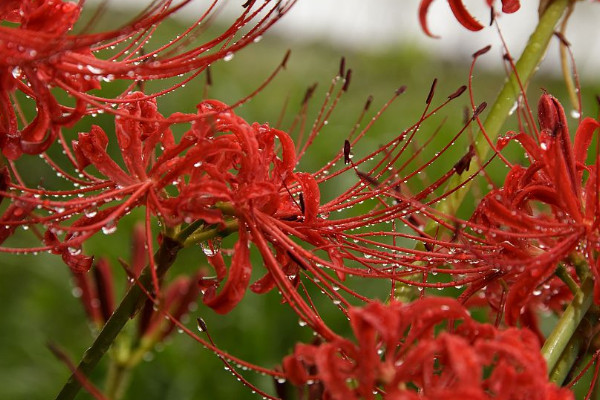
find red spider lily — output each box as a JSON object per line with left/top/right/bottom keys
{"left": 464, "top": 93, "right": 600, "bottom": 326}
{"left": 0, "top": 0, "right": 294, "bottom": 159}
{"left": 419, "top": 0, "right": 520, "bottom": 37}
{"left": 282, "top": 297, "right": 572, "bottom": 400}
{"left": 0, "top": 66, "right": 486, "bottom": 341}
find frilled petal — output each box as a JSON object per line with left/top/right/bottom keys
{"left": 203, "top": 225, "right": 252, "bottom": 314}
{"left": 420, "top": 0, "right": 485, "bottom": 38}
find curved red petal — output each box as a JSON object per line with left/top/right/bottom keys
{"left": 203, "top": 226, "right": 252, "bottom": 314}
{"left": 501, "top": 0, "right": 521, "bottom": 13}
{"left": 418, "top": 0, "right": 439, "bottom": 38}
{"left": 448, "top": 0, "right": 485, "bottom": 31}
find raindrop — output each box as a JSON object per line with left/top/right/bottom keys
{"left": 102, "top": 221, "right": 117, "bottom": 235}
{"left": 200, "top": 239, "right": 221, "bottom": 256}
{"left": 223, "top": 52, "right": 234, "bottom": 62}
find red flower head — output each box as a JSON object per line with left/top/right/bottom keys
{"left": 0, "top": 0, "right": 293, "bottom": 159}
{"left": 1, "top": 66, "right": 483, "bottom": 342}
{"left": 419, "top": 0, "right": 520, "bottom": 37}
{"left": 283, "top": 297, "right": 572, "bottom": 400}
{"left": 466, "top": 93, "right": 600, "bottom": 326}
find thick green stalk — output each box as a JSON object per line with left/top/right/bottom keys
{"left": 549, "top": 332, "right": 584, "bottom": 385}
{"left": 542, "top": 278, "right": 594, "bottom": 372}
{"left": 55, "top": 236, "right": 183, "bottom": 400}
{"left": 437, "top": 0, "right": 570, "bottom": 217}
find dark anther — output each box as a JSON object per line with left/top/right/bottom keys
{"left": 448, "top": 85, "right": 467, "bottom": 100}
{"left": 299, "top": 192, "right": 305, "bottom": 215}
{"left": 364, "top": 95, "right": 373, "bottom": 111}
{"left": 489, "top": 6, "right": 495, "bottom": 26}
{"left": 196, "top": 317, "right": 208, "bottom": 332}
{"left": 302, "top": 83, "right": 317, "bottom": 105}
{"left": 554, "top": 31, "right": 570, "bottom": 47}
{"left": 426, "top": 79, "right": 437, "bottom": 105}
{"left": 473, "top": 45, "right": 492, "bottom": 58}
{"left": 339, "top": 57, "right": 346, "bottom": 78}
{"left": 356, "top": 171, "right": 379, "bottom": 187}
{"left": 343, "top": 69, "right": 352, "bottom": 92}
{"left": 205, "top": 66, "right": 212, "bottom": 86}
{"left": 281, "top": 50, "right": 291, "bottom": 69}
{"left": 242, "top": 0, "right": 253, "bottom": 8}
{"left": 343, "top": 140, "right": 352, "bottom": 164}
{"left": 454, "top": 145, "right": 475, "bottom": 175}
{"left": 472, "top": 102, "right": 487, "bottom": 120}
{"left": 396, "top": 85, "right": 407, "bottom": 96}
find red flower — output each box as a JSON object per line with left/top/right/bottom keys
{"left": 419, "top": 0, "right": 520, "bottom": 37}
{"left": 283, "top": 298, "right": 572, "bottom": 400}
{"left": 0, "top": 0, "right": 292, "bottom": 159}
{"left": 465, "top": 93, "right": 600, "bottom": 326}
{"left": 1, "top": 68, "right": 482, "bottom": 341}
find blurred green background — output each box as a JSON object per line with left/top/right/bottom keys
{"left": 2, "top": 3, "right": 600, "bottom": 400}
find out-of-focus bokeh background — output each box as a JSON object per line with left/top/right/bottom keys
{"left": 2, "top": 1, "right": 600, "bottom": 399}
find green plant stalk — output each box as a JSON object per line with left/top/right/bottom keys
{"left": 542, "top": 277, "right": 594, "bottom": 373}
{"left": 55, "top": 235, "right": 183, "bottom": 400}
{"left": 556, "top": 264, "right": 580, "bottom": 295}
{"left": 549, "top": 331, "right": 584, "bottom": 385}
{"left": 436, "top": 0, "right": 570, "bottom": 217}
{"left": 105, "top": 360, "right": 131, "bottom": 400}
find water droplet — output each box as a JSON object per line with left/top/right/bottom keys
{"left": 87, "top": 65, "right": 103, "bottom": 74}
{"left": 200, "top": 238, "right": 221, "bottom": 256}
{"left": 102, "top": 221, "right": 117, "bottom": 235}
{"left": 223, "top": 52, "right": 234, "bottom": 62}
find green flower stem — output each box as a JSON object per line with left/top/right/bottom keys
{"left": 556, "top": 264, "right": 580, "bottom": 295}
{"left": 55, "top": 235, "right": 183, "bottom": 400}
{"left": 182, "top": 219, "right": 239, "bottom": 247}
{"left": 435, "top": 0, "right": 570, "bottom": 217}
{"left": 549, "top": 331, "right": 584, "bottom": 385}
{"left": 542, "top": 277, "right": 594, "bottom": 373}
{"left": 105, "top": 360, "right": 131, "bottom": 400}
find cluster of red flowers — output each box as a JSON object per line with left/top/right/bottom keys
{"left": 463, "top": 94, "right": 600, "bottom": 329}
{"left": 3, "top": 0, "right": 600, "bottom": 399}
{"left": 283, "top": 297, "right": 572, "bottom": 400}
{"left": 0, "top": 0, "right": 293, "bottom": 159}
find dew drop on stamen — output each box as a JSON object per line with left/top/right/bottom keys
{"left": 223, "top": 52, "right": 234, "bottom": 62}
{"left": 102, "top": 221, "right": 117, "bottom": 235}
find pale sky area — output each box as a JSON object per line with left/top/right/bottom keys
{"left": 92, "top": 0, "right": 600, "bottom": 77}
